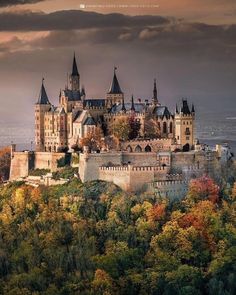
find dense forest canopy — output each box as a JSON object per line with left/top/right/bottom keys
{"left": 0, "top": 176, "right": 236, "bottom": 294}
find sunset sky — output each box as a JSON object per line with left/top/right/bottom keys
{"left": 0, "top": 0, "right": 236, "bottom": 126}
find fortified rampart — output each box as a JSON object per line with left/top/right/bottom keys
{"left": 152, "top": 179, "right": 188, "bottom": 200}
{"left": 79, "top": 152, "right": 122, "bottom": 182}
{"left": 10, "top": 147, "right": 66, "bottom": 181}
{"left": 99, "top": 165, "right": 168, "bottom": 192}
{"left": 122, "top": 138, "right": 177, "bottom": 153}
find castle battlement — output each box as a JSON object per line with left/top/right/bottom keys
{"left": 105, "top": 112, "right": 146, "bottom": 117}
{"left": 125, "top": 138, "right": 172, "bottom": 143}
{"left": 99, "top": 165, "right": 167, "bottom": 172}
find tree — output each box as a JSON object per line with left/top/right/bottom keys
{"left": 0, "top": 147, "right": 11, "bottom": 181}
{"left": 80, "top": 126, "right": 104, "bottom": 151}
{"left": 91, "top": 269, "right": 114, "bottom": 295}
{"left": 144, "top": 118, "right": 161, "bottom": 139}
{"left": 110, "top": 118, "right": 131, "bottom": 142}
{"left": 187, "top": 176, "right": 220, "bottom": 204}
{"left": 128, "top": 115, "right": 141, "bottom": 140}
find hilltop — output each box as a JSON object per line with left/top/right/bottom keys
{"left": 0, "top": 178, "right": 236, "bottom": 294}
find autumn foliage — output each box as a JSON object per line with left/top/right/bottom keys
{"left": 0, "top": 147, "right": 11, "bottom": 182}
{"left": 0, "top": 176, "right": 235, "bottom": 294}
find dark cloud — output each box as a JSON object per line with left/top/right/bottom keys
{"left": 21, "top": 21, "right": 236, "bottom": 63}
{"left": 0, "top": 0, "right": 44, "bottom": 7}
{"left": 0, "top": 10, "right": 169, "bottom": 31}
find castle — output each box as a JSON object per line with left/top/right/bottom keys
{"left": 35, "top": 54, "right": 195, "bottom": 153}
{"left": 10, "top": 54, "right": 231, "bottom": 196}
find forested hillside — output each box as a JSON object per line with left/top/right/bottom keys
{"left": 0, "top": 178, "right": 236, "bottom": 295}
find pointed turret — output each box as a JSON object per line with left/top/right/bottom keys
{"left": 121, "top": 96, "right": 126, "bottom": 112}
{"left": 108, "top": 67, "right": 123, "bottom": 94}
{"left": 72, "top": 53, "right": 79, "bottom": 77}
{"left": 181, "top": 99, "right": 191, "bottom": 115}
{"left": 152, "top": 79, "right": 158, "bottom": 105}
{"left": 191, "top": 103, "right": 195, "bottom": 114}
{"left": 176, "top": 104, "right": 179, "bottom": 114}
{"left": 131, "top": 95, "right": 135, "bottom": 111}
{"left": 70, "top": 53, "right": 80, "bottom": 91}
{"left": 81, "top": 85, "right": 86, "bottom": 97}
{"left": 37, "top": 78, "right": 50, "bottom": 105}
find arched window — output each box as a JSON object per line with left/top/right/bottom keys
{"left": 163, "top": 122, "right": 167, "bottom": 134}
{"left": 145, "top": 145, "right": 152, "bottom": 152}
{"left": 135, "top": 145, "right": 142, "bottom": 152}
{"left": 169, "top": 122, "right": 173, "bottom": 133}
{"left": 183, "top": 143, "right": 190, "bottom": 152}
{"left": 127, "top": 145, "right": 133, "bottom": 152}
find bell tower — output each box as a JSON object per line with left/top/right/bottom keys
{"left": 175, "top": 99, "right": 195, "bottom": 151}
{"left": 106, "top": 67, "right": 124, "bottom": 109}
{"left": 70, "top": 53, "right": 80, "bottom": 91}
{"left": 35, "top": 79, "right": 51, "bottom": 152}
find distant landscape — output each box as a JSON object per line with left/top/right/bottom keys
{"left": 1, "top": 108, "right": 235, "bottom": 153}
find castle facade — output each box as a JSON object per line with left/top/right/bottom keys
{"left": 35, "top": 55, "right": 195, "bottom": 153}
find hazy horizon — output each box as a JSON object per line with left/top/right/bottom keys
{"left": 0, "top": 0, "right": 235, "bottom": 143}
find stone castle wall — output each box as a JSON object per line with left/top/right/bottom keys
{"left": 99, "top": 165, "right": 168, "bottom": 192}
{"left": 10, "top": 150, "right": 66, "bottom": 181}
{"left": 79, "top": 152, "right": 122, "bottom": 182}
{"left": 34, "top": 152, "right": 65, "bottom": 171}
{"left": 122, "top": 138, "right": 175, "bottom": 153}
{"left": 10, "top": 152, "right": 35, "bottom": 180}
{"left": 152, "top": 179, "right": 188, "bottom": 200}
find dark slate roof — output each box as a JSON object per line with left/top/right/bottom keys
{"left": 153, "top": 106, "right": 172, "bottom": 118}
{"left": 37, "top": 81, "right": 50, "bottom": 105}
{"left": 181, "top": 99, "right": 191, "bottom": 115}
{"left": 72, "top": 109, "right": 83, "bottom": 121}
{"left": 84, "top": 99, "right": 106, "bottom": 108}
{"left": 110, "top": 102, "right": 146, "bottom": 114}
{"left": 84, "top": 117, "right": 96, "bottom": 126}
{"left": 108, "top": 72, "right": 123, "bottom": 94}
{"left": 191, "top": 104, "right": 195, "bottom": 113}
{"left": 72, "top": 54, "right": 79, "bottom": 76}
{"left": 64, "top": 89, "right": 81, "bottom": 101}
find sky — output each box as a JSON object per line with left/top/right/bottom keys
{"left": 0, "top": 0, "right": 236, "bottom": 127}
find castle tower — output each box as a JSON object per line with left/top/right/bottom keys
{"left": 57, "top": 107, "right": 68, "bottom": 151}
{"left": 106, "top": 67, "right": 124, "bottom": 109}
{"left": 35, "top": 79, "right": 51, "bottom": 152}
{"left": 59, "top": 54, "right": 82, "bottom": 112}
{"left": 152, "top": 79, "right": 159, "bottom": 106}
{"left": 70, "top": 53, "right": 80, "bottom": 91}
{"left": 175, "top": 99, "right": 195, "bottom": 151}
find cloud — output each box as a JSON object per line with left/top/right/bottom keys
{"left": 0, "top": 0, "right": 44, "bottom": 7}
{"left": 139, "top": 28, "right": 160, "bottom": 40}
{"left": 0, "top": 10, "right": 169, "bottom": 31}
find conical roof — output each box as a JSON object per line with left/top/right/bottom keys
{"left": 72, "top": 53, "right": 79, "bottom": 76}
{"left": 108, "top": 68, "right": 123, "bottom": 94}
{"left": 37, "top": 79, "right": 50, "bottom": 105}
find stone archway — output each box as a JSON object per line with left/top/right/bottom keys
{"left": 127, "top": 145, "right": 133, "bottom": 152}
{"left": 145, "top": 145, "right": 152, "bottom": 152}
{"left": 135, "top": 145, "right": 142, "bottom": 152}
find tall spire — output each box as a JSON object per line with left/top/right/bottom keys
{"left": 72, "top": 52, "right": 79, "bottom": 76}
{"left": 191, "top": 103, "right": 195, "bottom": 113}
{"left": 37, "top": 78, "right": 50, "bottom": 105}
{"left": 131, "top": 95, "right": 135, "bottom": 111}
{"left": 108, "top": 67, "right": 123, "bottom": 94}
{"left": 176, "top": 103, "right": 179, "bottom": 114}
{"left": 153, "top": 78, "right": 158, "bottom": 104}
{"left": 121, "top": 96, "right": 126, "bottom": 112}
{"left": 70, "top": 53, "right": 80, "bottom": 91}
